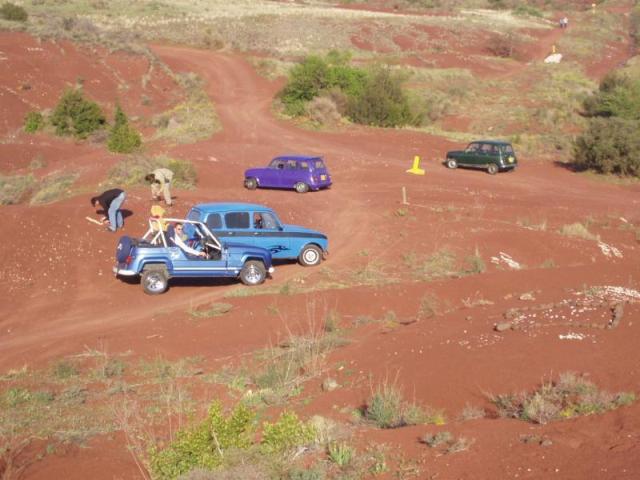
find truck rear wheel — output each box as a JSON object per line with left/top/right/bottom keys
{"left": 141, "top": 267, "right": 169, "bottom": 295}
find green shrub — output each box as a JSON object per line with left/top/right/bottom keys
{"left": 573, "top": 117, "right": 640, "bottom": 177}
{"left": 24, "top": 111, "right": 44, "bottom": 133}
{"left": 583, "top": 72, "right": 640, "bottom": 120}
{"left": 0, "top": 2, "right": 28, "bottom": 22}
{"left": 632, "top": 4, "right": 640, "bottom": 48}
{"left": 346, "top": 67, "right": 417, "bottom": 128}
{"left": 50, "top": 88, "right": 105, "bottom": 139}
{"left": 107, "top": 104, "right": 141, "bottom": 153}
{"left": 150, "top": 401, "right": 255, "bottom": 480}
{"left": 260, "top": 411, "right": 316, "bottom": 454}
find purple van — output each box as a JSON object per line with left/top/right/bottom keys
{"left": 244, "top": 155, "right": 332, "bottom": 193}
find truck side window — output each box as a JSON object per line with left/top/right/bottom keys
{"left": 225, "top": 212, "right": 250, "bottom": 229}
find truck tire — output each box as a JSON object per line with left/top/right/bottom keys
{"left": 141, "top": 267, "right": 169, "bottom": 295}
{"left": 239, "top": 260, "right": 267, "bottom": 286}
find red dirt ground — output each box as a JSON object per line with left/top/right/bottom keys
{"left": 1, "top": 8, "right": 640, "bottom": 479}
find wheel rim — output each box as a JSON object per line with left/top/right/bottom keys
{"left": 144, "top": 272, "right": 166, "bottom": 293}
{"left": 303, "top": 248, "right": 319, "bottom": 265}
{"left": 448, "top": 160, "right": 456, "bottom": 168}
{"left": 488, "top": 165, "right": 497, "bottom": 174}
{"left": 244, "top": 264, "right": 263, "bottom": 284}
{"left": 296, "top": 183, "right": 307, "bottom": 193}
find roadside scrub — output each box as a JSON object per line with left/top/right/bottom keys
{"left": 106, "top": 154, "right": 196, "bottom": 189}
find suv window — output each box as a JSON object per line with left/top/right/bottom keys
{"left": 205, "top": 213, "right": 222, "bottom": 229}
{"left": 286, "top": 160, "right": 297, "bottom": 169}
{"left": 313, "top": 159, "right": 325, "bottom": 169}
{"left": 270, "top": 159, "right": 285, "bottom": 169}
{"left": 225, "top": 212, "right": 250, "bottom": 229}
{"left": 480, "top": 144, "right": 494, "bottom": 154}
{"left": 466, "top": 143, "right": 480, "bottom": 152}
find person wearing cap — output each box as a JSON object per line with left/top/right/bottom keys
{"left": 145, "top": 168, "right": 174, "bottom": 206}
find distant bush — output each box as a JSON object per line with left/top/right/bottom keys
{"left": 24, "top": 111, "right": 44, "bottom": 133}
{"left": 513, "top": 4, "right": 543, "bottom": 17}
{"left": 346, "top": 67, "right": 418, "bottom": 128}
{"left": 486, "top": 32, "right": 519, "bottom": 58}
{"left": 631, "top": 4, "right": 640, "bottom": 48}
{"left": 30, "top": 172, "right": 79, "bottom": 205}
{"left": 50, "top": 89, "right": 106, "bottom": 139}
{"left": 107, "top": 105, "right": 141, "bottom": 153}
{"left": 0, "top": 2, "right": 28, "bottom": 22}
{"left": 573, "top": 117, "right": 640, "bottom": 177}
{"left": 582, "top": 71, "right": 640, "bottom": 120}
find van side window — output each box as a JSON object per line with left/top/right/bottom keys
{"left": 286, "top": 160, "right": 297, "bottom": 169}
{"left": 225, "top": 212, "right": 250, "bottom": 229}
{"left": 260, "top": 212, "right": 278, "bottom": 230}
{"left": 503, "top": 145, "right": 514, "bottom": 154}
{"left": 300, "top": 161, "right": 309, "bottom": 169}
{"left": 314, "top": 159, "right": 325, "bottom": 169}
{"left": 206, "top": 213, "right": 222, "bottom": 229}
{"left": 480, "top": 144, "right": 493, "bottom": 154}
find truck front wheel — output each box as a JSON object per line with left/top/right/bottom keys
{"left": 239, "top": 261, "right": 267, "bottom": 286}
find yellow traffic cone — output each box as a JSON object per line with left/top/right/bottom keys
{"left": 406, "top": 155, "right": 425, "bottom": 175}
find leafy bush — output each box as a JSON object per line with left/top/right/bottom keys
{"left": 150, "top": 401, "right": 255, "bottom": 480}
{"left": 346, "top": 67, "right": 417, "bottom": 128}
{"left": 0, "top": 2, "right": 28, "bottom": 22}
{"left": 260, "top": 411, "right": 316, "bottom": 454}
{"left": 583, "top": 72, "right": 640, "bottom": 120}
{"left": 50, "top": 89, "right": 105, "bottom": 139}
{"left": 573, "top": 117, "right": 640, "bottom": 176}
{"left": 107, "top": 105, "right": 141, "bottom": 153}
{"left": 24, "top": 111, "right": 44, "bottom": 133}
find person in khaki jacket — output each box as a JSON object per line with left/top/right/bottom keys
{"left": 145, "top": 168, "right": 174, "bottom": 206}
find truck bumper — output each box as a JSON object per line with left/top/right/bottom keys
{"left": 113, "top": 266, "right": 137, "bottom": 276}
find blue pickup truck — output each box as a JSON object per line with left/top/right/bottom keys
{"left": 113, "top": 218, "right": 274, "bottom": 294}
{"left": 186, "top": 202, "right": 328, "bottom": 267}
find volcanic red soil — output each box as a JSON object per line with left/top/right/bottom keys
{"left": 1, "top": 12, "right": 640, "bottom": 480}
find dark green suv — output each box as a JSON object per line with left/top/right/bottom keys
{"left": 445, "top": 140, "right": 517, "bottom": 175}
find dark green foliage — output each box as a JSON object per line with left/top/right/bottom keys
{"left": 150, "top": 401, "right": 255, "bottom": 480}
{"left": 574, "top": 71, "right": 640, "bottom": 177}
{"left": 631, "top": 4, "right": 640, "bottom": 48}
{"left": 280, "top": 51, "right": 366, "bottom": 117}
{"left": 583, "top": 72, "right": 640, "bottom": 120}
{"left": 50, "top": 89, "right": 106, "bottom": 139}
{"left": 260, "top": 411, "right": 316, "bottom": 454}
{"left": 346, "top": 67, "right": 418, "bottom": 128}
{"left": 24, "top": 111, "right": 44, "bottom": 133}
{"left": 573, "top": 117, "right": 640, "bottom": 176}
{"left": 107, "top": 104, "right": 142, "bottom": 153}
{"left": 0, "top": 2, "right": 28, "bottom": 22}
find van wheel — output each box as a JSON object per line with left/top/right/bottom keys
{"left": 245, "top": 177, "right": 258, "bottom": 190}
{"left": 294, "top": 182, "right": 309, "bottom": 193}
{"left": 141, "top": 267, "right": 168, "bottom": 295}
{"left": 240, "top": 261, "right": 267, "bottom": 286}
{"left": 299, "top": 244, "right": 322, "bottom": 267}
{"left": 446, "top": 158, "right": 457, "bottom": 169}
{"left": 487, "top": 164, "right": 498, "bottom": 175}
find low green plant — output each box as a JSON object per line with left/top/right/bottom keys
{"left": 52, "top": 361, "right": 78, "bottom": 380}
{"left": 150, "top": 401, "right": 255, "bottom": 479}
{"left": 559, "top": 222, "right": 598, "bottom": 241}
{"left": 0, "top": 2, "right": 28, "bottom": 22}
{"left": 365, "top": 381, "right": 434, "bottom": 429}
{"left": 24, "top": 111, "right": 44, "bottom": 133}
{"left": 491, "top": 372, "right": 636, "bottom": 424}
{"left": 327, "top": 441, "right": 354, "bottom": 468}
{"left": 260, "top": 411, "right": 316, "bottom": 454}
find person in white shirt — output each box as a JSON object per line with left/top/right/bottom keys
{"left": 171, "top": 223, "right": 206, "bottom": 258}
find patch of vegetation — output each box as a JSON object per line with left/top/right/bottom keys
{"left": 364, "top": 380, "right": 444, "bottom": 429}
{"left": 559, "top": 222, "right": 598, "bottom": 241}
{"left": 50, "top": 88, "right": 106, "bottom": 139}
{"left": 0, "top": 174, "right": 36, "bottom": 205}
{"left": 189, "top": 302, "right": 233, "bottom": 319}
{"left": 30, "top": 172, "right": 78, "bottom": 205}
{"left": 574, "top": 70, "right": 640, "bottom": 177}
{"left": 327, "top": 441, "right": 354, "bottom": 468}
{"left": 106, "top": 154, "right": 196, "bottom": 189}
{"left": 261, "top": 411, "right": 316, "bottom": 454}
{"left": 406, "top": 248, "right": 457, "bottom": 281}
{"left": 459, "top": 403, "right": 485, "bottom": 420}
{"left": 0, "top": 2, "right": 28, "bottom": 22}
{"left": 24, "top": 111, "right": 44, "bottom": 133}
{"left": 152, "top": 72, "right": 219, "bottom": 144}
{"left": 107, "top": 104, "right": 142, "bottom": 153}
{"left": 490, "top": 372, "right": 635, "bottom": 424}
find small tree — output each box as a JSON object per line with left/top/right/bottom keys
{"left": 50, "top": 89, "right": 105, "bottom": 139}
{"left": 582, "top": 72, "right": 640, "bottom": 120}
{"left": 107, "top": 104, "right": 141, "bottom": 153}
{"left": 0, "top": 2, "right": 28, "bottom": 22}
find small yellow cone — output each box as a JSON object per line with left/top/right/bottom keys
{"left": 406, "top": 155, "right": 425, "bottom": 175}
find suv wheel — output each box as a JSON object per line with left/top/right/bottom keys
{"left": 299, "top": 244, "right": 322, "bottom": 267}
{"left": 446, "top": 158, "right": 457, "bottom": 169}
{"left": 487, "top": 163, "right": 498, "bottom": 175}
{"left": 294, "top": 182, "right": 309, "bottom": 193}
{"left": 245, "top": 177, "right": 258, "bottom": 190}
{"left": 239, "top": 260, "right": 267, "bottom": 286}
{"left": 142, "top": 267, "right": 169, "bottom": 295}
